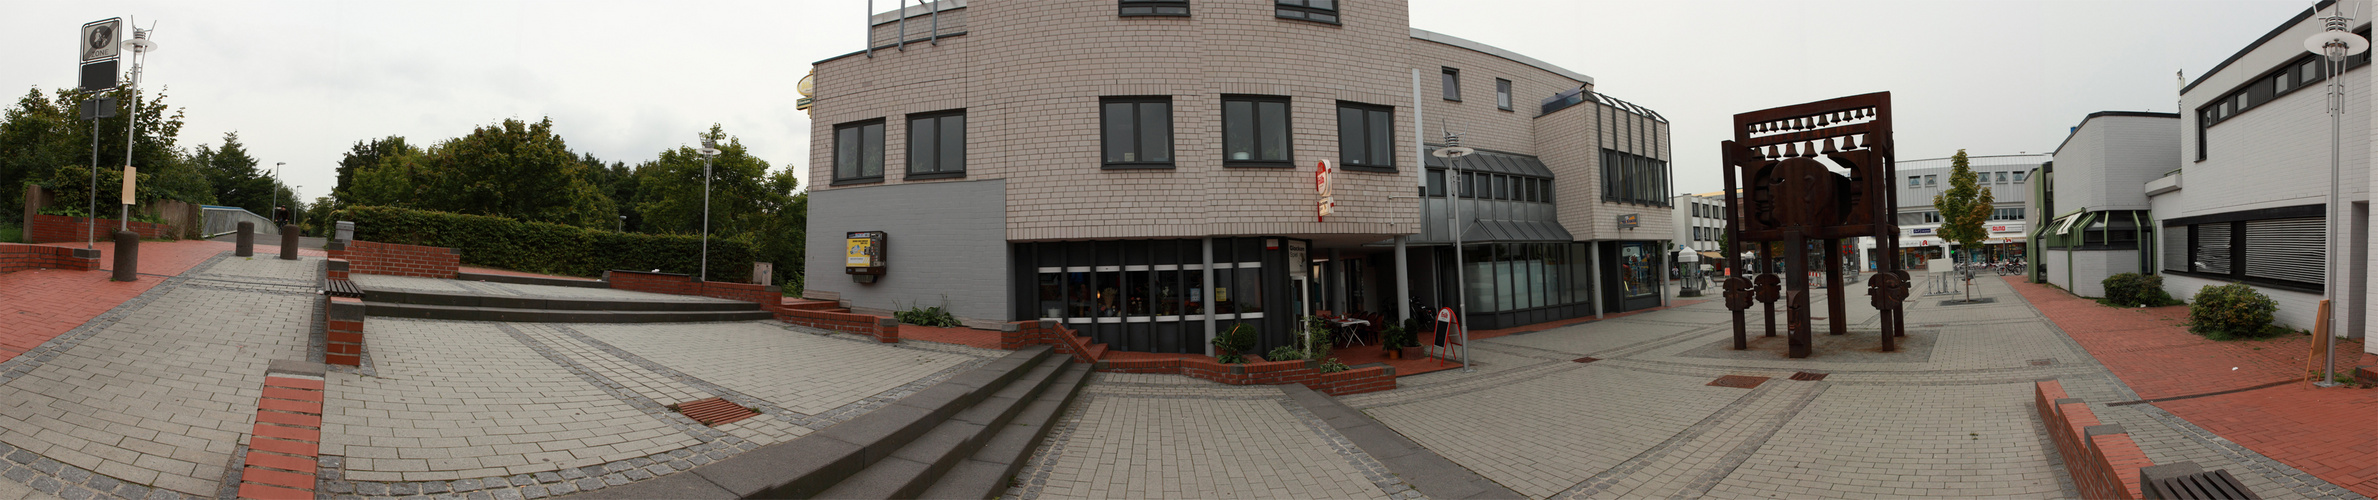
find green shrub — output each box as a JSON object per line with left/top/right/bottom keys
{"left": 1210, "top": 323, "right": 1257, "bottom": 359}
{"left": 1216, "top": 353, "right": 1246, "bottom": 364}
{"left": 2188, "top": 283, "right": 2287, "bottom": 339}
{"left": 1265, "top": 346, "right": 1306, "bottom": 362}
{"left": 1317, "top": 358, "right": 1350, "bottom": 373}
{"left": 893, "top": 298, "right": 960, "bottom": 327}
{"left": 2101, "top": 273, "right": 2180, "bottom": 307}
{"left": 337, "top": 205, "right": 754, "bottom": 281}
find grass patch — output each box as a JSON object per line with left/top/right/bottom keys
{"left": 0, "top": 223, "right": 19, "bottom": 244}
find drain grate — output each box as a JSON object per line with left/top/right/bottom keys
{"left": 1573, "top": 357, "right": 1599, "bottom": 363}
{"left": 1788, "top": 371, "right": 1828, "bottom": 381}
{"left": 2029, "top": 359, "right": 2055, "bottom": 366}
{"left": 1708, "top": 375, "right": 1769, "bottom": 389}
{"left": 670, "top": 397, "right": 759, "bottom": 426}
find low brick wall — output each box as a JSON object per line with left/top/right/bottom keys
{"left": 324, "top": 297, "right": 366, "bottom": 367}
{"left": 328, "top": 240, "right": 460, "bottom": 279}
{"left": 25, "top": 214, "right": 173, "bottom": 243}
{"left": 237, "top": 374, "right": 325, "bottom": 499}
{"left": 1016, "top": 320, "right": 1398, "bottom": 396}
{"left": 2036, "top": 380, "right": 2152, "bottom": 499}
{"left": 607, "top": 270, "right": 898, "bottom": 343}
{"left": 325, "top": 259, "right": 350, "bottom": 281}
{"left": 0, "top": 243, "right": 99, "bottom": 273}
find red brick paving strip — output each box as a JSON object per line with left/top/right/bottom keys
{"left": 0, "top": 240, "right": 230, "bottom": 363}
{"left": 2007, "top": 275, "right": 2378, "bottom": 496}
{"left": 238, "top": 376, "right": 325, "bottom": 500}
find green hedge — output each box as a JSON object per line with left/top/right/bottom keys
{"left": 2101, "top": 273, "right": 2179, "bottom": 307}
{"left": 2188, "top": 283, "right": 2284, "bottom": 339}
{"left": 336, "top": 205, "right": 753, "bottom": 282}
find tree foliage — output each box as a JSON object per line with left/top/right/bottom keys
{"left": 341, "top": 118, "right": 617, "bottom": 228}
{"left": 334, "top": 136, "right": 414, "bottom": 202}
{"left": 194, "top": 132, "right": 279, "bottom": 216}
{"left": 630, "top": 125, "right": 806, "bottom": 287}
{"left": 0, "top": 86, "right": 205, "bottom": 217}
{"left": 1931, "top": 149, "right": 1995, "bottom": 260}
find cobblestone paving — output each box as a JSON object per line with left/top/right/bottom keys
{"left": 568, "top": 323, "right": 993, "bottom": 416}
{"left": 347, "top": 274, "right": 737, "bottom": 303}
{"left": 1004, "top": 374, "right": 1414, "bottom": 500}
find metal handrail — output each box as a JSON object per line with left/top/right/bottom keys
{"left": 200, "top": 206, "right": 276, "bottom": 238}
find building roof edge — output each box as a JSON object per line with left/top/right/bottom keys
{"left": 2052, "top": 111, "right": 2180, "bottom": 156}
{"left": 1409, "top": 28, "right": 1593, "bottom": 86}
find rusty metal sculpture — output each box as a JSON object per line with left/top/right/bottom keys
{"left": 1719, "top": 92, "right": 1908, "bottom": 358}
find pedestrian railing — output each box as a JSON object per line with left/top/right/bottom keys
{"left": 201, "top": 206, "right": 276, "bottom": 238}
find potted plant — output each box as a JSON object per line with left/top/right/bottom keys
{"left": 1380, "top": 323, "right": 1413, "bottom": 359}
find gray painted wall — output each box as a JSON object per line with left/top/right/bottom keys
{"left": 805, "top": 179, "right": 1010, "bottom": 328}
{"left": 2054, "top": 115, "right": 2178, "bottom": 212}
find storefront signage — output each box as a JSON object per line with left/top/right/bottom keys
{"left": 1288, "top": 240, "right": 1308, "bottom": 279}
{"left": 1909, "top": 227, "right": 1934, "bottom": 236}
{"left": 796, "top": 72, "right": 814, "bottom": 110}
{"left": 845, "top": 231, "right": 887, "bottom": 276}
{"left": 1315, "top": 160, "right": 1335, "bottom": 221}
{"left": 1617, "top": 213, "right": 1639, "bottom": 229}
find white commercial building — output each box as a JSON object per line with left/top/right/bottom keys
{"left": 1855, "top": 154, "right": 2044, "bottom": 271}
{"left": 2039, "top": 112, "right": 2179, "bottom": 298}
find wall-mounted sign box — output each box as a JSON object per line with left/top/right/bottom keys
{"left": 846, "top": 231, "right": 887, "bottom": 278}
{"left": 1617, "top": 213, "right": 1640, "bottom": 229}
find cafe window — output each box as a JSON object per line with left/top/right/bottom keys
{"left": 1102, "top": 96, "right": 1174, "bottom": 169}
{"left": 833, "top": 119, "right": 884, "bottom": 184}
{"left": 1223, "top": 95, "right": 1291, "bottom": 166}
{"left": 906, "top": 110, "right": 965, "bottom": 178}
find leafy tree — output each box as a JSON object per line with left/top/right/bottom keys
{"left": 0, "top": 86, "right": 201, "bottom": 217}
{"left": 333, "top": 136, "right": 414, "bottom": 202}
{"left": 195, "top": 132, "right": 278, "bottom": 217}
{"left": 632, "top": 125, "right": 805, "bottom": 287}
{"left": 417, "top": 118, "right": 616, "bottom": 227}
{"left": 1931, "top": 149, "right": 1995, "bottom": 263}
{"left": 344, "top": 144, "right": 428, "bottom": 209}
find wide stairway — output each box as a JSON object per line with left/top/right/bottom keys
{"left": 572, "top": 345, "right": 1092, "bottom": 499}
{"left": 354, "top": 272, "right": 775, "bottom": 323}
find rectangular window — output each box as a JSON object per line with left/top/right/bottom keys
{"left": 2014, "top": 171, "right": 2028, "bottom": 183}
{"left": 833, "top": 119, "right": 885, "bottom": 184}
{"left": 1119, "top": 0, "right": 1188, "bottom": 17}
{"left": 1493, "top": 175, "right": 1509, "bottom": 200}
{"left": 1924, "top": 175, "right": 1936, "bottom": 187}
{"left": 1995, "top": 172, "right": 2007, "bottom": 184}
{"left": 906, "top": 110, "right": 965, "bottom": 178}
{"left": 1908, "top": 176, "right": 1920, "bottom": 188}
{"left": 1337, "top": 101, "right": 1395, "bottom": 171}
{"left": 1425, "top": 170, "right": 1446, "bottom": 197}
{"left": 1441, "top": 68, "right": 1461, "bottom": 101}
{"left": 1461, "top": 172, "right": 1478, "bottom": 198}
{"left": 1102, "top": 97, "right": 1174, "bottom": 169}
{"left": 1275, "top": 0, "right": 1339, "bottom": 24}
{"left": 1495, "top": 79, "right": 1513, "bottom": 110}
{"left": 1599, "top": 149, "right": 1671, "bottom": 206}
{"left": 1222, "top": 95, "right": 1291, "bottom": 165}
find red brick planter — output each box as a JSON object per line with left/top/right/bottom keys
{"left": 327, "top": 240, "right": 460, "bottom": 279}
{"left": 2037, "top": 380, "right": 2153, "bottom": 499}
{"left": 605, "top": 270, "right": 899, "bottom": 343}
{"left": 0, "top": 243, "right": 99, "bottom": 273}
{"left": 25, "top": 214, "right": 173, "bottom": 243}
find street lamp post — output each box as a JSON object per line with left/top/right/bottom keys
{"left": 697, "top": 138, "right": 721, "bottom": 282}
{"left": 1430, "top": 136, "right": 1474, "bottom": 373}
{"left": 2305, "top": 9, "right": 2367, "bottom": 387}
{"left": 119, "top": 24, "right": 155, "bottom": 232}
{"left": 275, "top": 162, "right": 285, "bottom": 225}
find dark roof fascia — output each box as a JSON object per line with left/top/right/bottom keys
{"left": 2051, "top": 111, "right": 2181, "bottom": 156}
{"left": 2182, "top": 0, "right": 2331, "bottom": 94}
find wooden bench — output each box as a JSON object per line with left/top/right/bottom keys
{"left": 323, "top": 279, "right": 365, "bottom": 299}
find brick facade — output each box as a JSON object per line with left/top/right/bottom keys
{"left": 324, "top": 297, "right": 367, "bottom": 367}
{"left": 0, "top": 243, "right": 100, "bottom": 273}
{"left": 25, "top": 214, "right": 174, "bottom": 243}
{"left": 328, "top": 240, "right": 460, "bottom": 279}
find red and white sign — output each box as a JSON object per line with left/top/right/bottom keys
{"left": 1315, "top": 160, "right": 1336, "bottom": 221}
{"left": 1436, "top": 307, "right": 1454, "bottom": 322}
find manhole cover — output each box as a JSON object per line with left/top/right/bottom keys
{"left": 1708, "top": 375, "right": 1768, "bottom": 389}
{"left": 671, "top": 398, "right": 759, "bottom": 426}
{"left": 2029, "top": 359, "right": 2055, "bottom": 366}
{"left": 1789, "top": 371, "right": 1828, "bottom": 381}
{"left": 1573, "top": 357, "right": 1599, "bottom": 363}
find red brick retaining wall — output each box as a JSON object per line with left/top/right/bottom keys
{"left": 325, "top": 297, "right": 366, "bottom": 367}
{"left": 238, "top": 375, "right": 324, "bottom": 500}
{"left": 26, "top": 214, "right": 173, "bottom": 243}
{"left": 1015, "top": 320, "right": 1398, "bottom": 396}
{"left": 329, "top": 240, "right": 459, "bottom": 279}
{"left": 607, "top": 270, "right": 899, "bottom": 343}
{"left": 2037, "top": 380, "right": 2152, "bottom": 499}
{"left": 0, "top": 243, "right": 99, "bottom": 273}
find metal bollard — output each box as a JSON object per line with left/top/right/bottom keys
{"left": 235, "top": 221, "right": 255, "bottom": 257}
{"left": 281, "top": 225, "right": 300, "bottom": 260}
{"left": 112, "top": 230, "right": 138, "bottom": 281}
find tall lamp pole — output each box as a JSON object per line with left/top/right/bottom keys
{"left": 274, "top": 162, "right": 285, "bottom": 224}
{"left": 1430, "top": 135, "right": 1474, "bottom": 372}
{"left": 2306, "top": 8, "right": 2367, "bottom": 387}
{"left": 119, "top": 23, "right": 156, "bottom": 232}
{"left": 697, "top": 138, "right": 721, "bottom": 282}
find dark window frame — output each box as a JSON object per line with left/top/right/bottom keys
{"left": 1221, "top": 94, "right": 1294, "bottom": 168}
{"left": 1274, "top": 0, "right": 1340, "bottom": 25}
{"left": 1441, "top": 68, "right": 1461, "bottom": 102}
{"left": 1102, "top": 96, "right": 1176, "bottom": 170}
{"left": 905, "top": 109, "right": 967, "bottom": 180}
{"left": 1119, "top": 0, "right": 1189, "bottom": 17}
{"left": 832, "top": 118, "right": 886, "bottom": 185}
{"left": 1336, "top": 101, "right": 1397, "bottom": 172}
{"left": 2198, "top": 28, "right": 2372, "bottom": 161}
{"left": 1598, "top": 148, "right": 1670, "bottom": 207}
{"left": 1495, "top": 78, "right": 1513, "bottom": 111}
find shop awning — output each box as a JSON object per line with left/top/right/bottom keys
{"left": 1459, "top": 219, "right": 1576, "bottom": 243}
{"left": 1423, "top": 146, "right": 1555, "bottom": 177}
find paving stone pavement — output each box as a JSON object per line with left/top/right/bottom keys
{"left": 347, "top": 274, "right": 738, "bottom": 303}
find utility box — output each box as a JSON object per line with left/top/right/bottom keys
{"left": 845, "top": 231, "right": 887, "bottom": 283}
{"left": 334, "top": 221, "right": 354, "bottom": 243}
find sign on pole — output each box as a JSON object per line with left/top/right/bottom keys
{"left": 79, "top": 18, "right": 122, "bottom": 91}
{"left": 120, "top": 165, "right": 136, "bottom": 205}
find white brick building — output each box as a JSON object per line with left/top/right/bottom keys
{"left": 802, "top": 0, "right": 1674, "bottom": 354}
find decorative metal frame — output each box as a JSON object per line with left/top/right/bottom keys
{"left": 1718, "top": 92, "right": 1908, "bottom": 358}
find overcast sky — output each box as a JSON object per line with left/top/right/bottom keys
{"left": 0, "top": 0, "right": 2337, "bottom": 202}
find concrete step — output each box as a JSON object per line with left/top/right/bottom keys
{"left": 781, "top": 299, "right": 843, "bottom": 311}
{"left": 810, "top": 352, "right": 1073, "bottom": 499}
{"left": 917, "top": 362, "right": 1092, "bottom": 500}
{"left": 362, "top": 302, "right": 774, "bottom": 323}
{"left": 601, "top": 347, "right": 1057, "bottom": 499}
{"left": 454, "top": 271, "right": 610, "bottom": 289}
{"left": 361, "top": 288, "right": 760, "bottom": 312}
